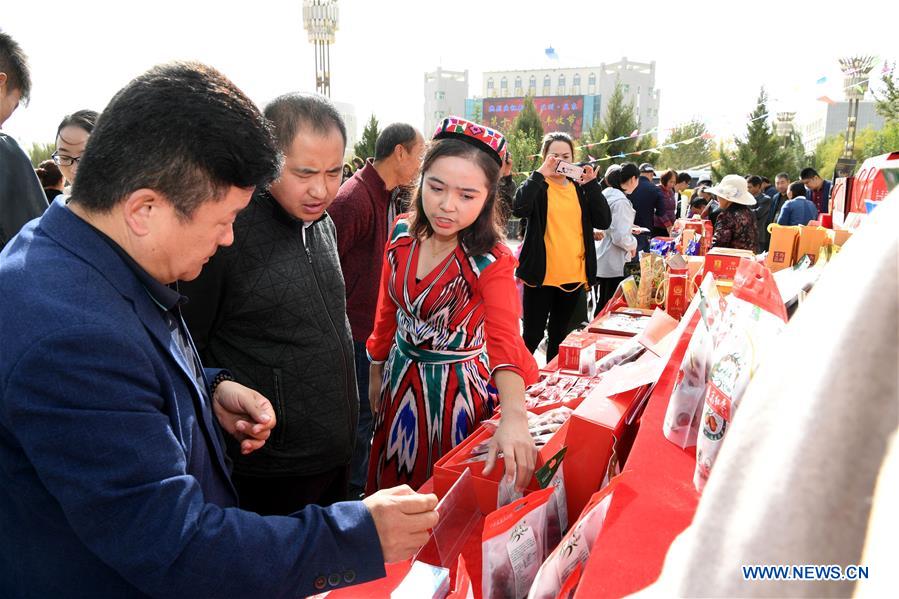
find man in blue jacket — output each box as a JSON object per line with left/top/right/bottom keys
{"left": 0, "top": 61, "right": 437, "bottom": 598}
{"left": 628, "top": 163, "right": 670, "bottom": 252}
{"left": 800, "top": 167, "right": 832, "bottom": 215}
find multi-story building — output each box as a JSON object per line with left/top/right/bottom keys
{"left": 800, "top": 101, "right": 885, "bottom": 154}
{"left": 423, "top": 67, "right": 469, "bottom": 136}
{"left": 475, "top": 57, "right": 660, "bottom": 137}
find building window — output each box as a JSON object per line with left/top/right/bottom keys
{"left": 588, "top": 73, "right": 596, "bottom": 86}
{"left": 529, "top": 75, "right": 537, "bottom": 92}
{"left": 543, "top": 75, "right": 551, "bottom": 96}
{"left": 487, "top": 77, "right": 494, "bottom": 89}
{"left": 623, "top": 84, "right": 630, "bottom": 93}
{"left": 435, "top": 91, "right": 445, "bottom": 100}
{"left": 573, "top": 74, "right": 581, "bottom": 87}
{"left": 500, "top": 77, "right": 508, "bottom": 94}
{"left": 558, "top": 74, "right": 566, "bottom": 95}
{"left": 515, "top": 76, "right": 522, "bottom": 90}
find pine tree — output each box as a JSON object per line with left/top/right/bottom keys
{"left": 510, "top": 95, "right": 543, "bottom": 141}
{"left": 658, "top": 121, "right": 713, "bottom": 170}
{"left": 579, "top": 82, "right": 640, "bottom": 165}
{"left": 353, "top": 115, "right": 379, "bottom": 161}
{"left": 507, "top": 98, "right": 544, "bottom": 184}
{"left": 713, "top": 88, "right": 790, "bottom": 180}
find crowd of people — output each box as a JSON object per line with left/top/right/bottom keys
{"left": 0, "top": 28, "right": 836, "bottom": 597}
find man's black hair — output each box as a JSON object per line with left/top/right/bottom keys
{"left": 761, "top": 176, "right": 771, "bottom": 185}
{"left": 789, "top": 181, "right": 806, "bottom": 199}
{"left": 800, "top": 167, "right": 819, "bottom": 180}
{"left": 264, "top": 92, "right": 347, "bottom": 152}
{"left": 0, "top": 30, "right": 31, "bottom": 102}
{"left": 776, "top": 172, "right": 790, "bottom": 181}
{"left": 690, "top": 195, "right": 709, "bottom": 207}
{"left": 70, "top": 61, "right": 281, "bottom": 218}
{"left": 374, "top": 123, "right": 419, "bottom": 161}
{"left": 57, "top": 109, "right": 99, "bottom": 138}
{"left": 747, "top": 175, "right": 763, "bottom": 187}
{"left": 676, "top": 172, "right": 692, "bottom": 185}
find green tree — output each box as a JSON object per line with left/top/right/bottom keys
{"left": 658, "top": 121, "right": 713, "bottom": 170}
{"left": 471, "top": 101, "right": 483, "bottom": 124}
{"left": 28, "top": 142, "right": 55, "bottom": 167}
{"left": 579, "top": 82, "right": 641, "bottom": 165}
{"left": 505, "top": 129, "right": 541, "bottom": 185}
{"left": 873, "top": 61, "right": 899, "bottom": 123}
{"left": 860, "top": 120, "right": 899, "bottom": 156}
{"left": 713, "top": 88, "right": 791, "bottom": 180}
{"left": 353, "top": 114, "right": 379, "bottom": 161}
{"left": 510, "top": 95, "right": 543, "bottom": 141}
{"left": 778, "top": 130, "right": 811, "bottom": 179}
{"left": 812, "top": 127, "right": 880, "bottom": 178}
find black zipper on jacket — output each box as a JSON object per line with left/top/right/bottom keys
{"left": 302, "top": 225, "right": 355, "bottom": 455}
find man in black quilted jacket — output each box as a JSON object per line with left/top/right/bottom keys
{"left": 181, "top": 93, "right": 357, "bottom": 515}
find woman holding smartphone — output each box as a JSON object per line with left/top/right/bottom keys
{"left": 513, "top": 132, "right": 611, "bottom": 360}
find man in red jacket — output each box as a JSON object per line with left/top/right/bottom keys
{"left": 330, "top": 122, "right": 424, "bottom": 498}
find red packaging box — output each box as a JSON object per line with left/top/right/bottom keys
{"left": 594, "top": 334, "right": 630, "bottom": 361}
{"left": 560, "top": 389, "right": 640, "bottom": 520}
{"left": 675, "top": 218, "right": 713, "bottom": 255}
{"left": 587, "top": 310, "right": 652, "bottom": 337}
{"left": 704, "top": 248, "right": 755, "bottom": 281}
{"left": 433, "top": 403, "right": 573, "bottom": 515}
{"left": 558, "top": 331, "right": 598, "bottom": 374}
{"left": 665, "top": 274, "right": 688, "bottom": 321}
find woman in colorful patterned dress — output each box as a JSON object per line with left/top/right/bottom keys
{"left": 366, "top": 117, "right": 539, "bottom": 493}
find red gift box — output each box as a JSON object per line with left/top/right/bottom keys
{"left": 594, "top": 334, "right": 630, "bottom": 361}
{"left": 433, "top": 403, "right": 573, "bottom": 515}
{"left": 704, "top": 248, "right": 755, "bottom": 281}
{"left": 675, "top": 218, "right": 713, "bottom": 255}
{"left": 665, "top": 274, "right": 688, "bottom": 321}
{"left": 558, "top": 331, "right": 598, "bottom": 375}
{"left": 562, "top": 388, "right": 643, "bottom": 520}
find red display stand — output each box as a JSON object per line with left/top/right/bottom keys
{"left": 575, "top": 314, "right": 701, "bottom": 598}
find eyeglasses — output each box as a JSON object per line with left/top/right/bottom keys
{"left": 51, "top": 152, "right": 82, "bottom": 167}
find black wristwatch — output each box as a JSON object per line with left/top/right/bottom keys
{"left": 209, "top": 371, "right": 235, "bottom": 397}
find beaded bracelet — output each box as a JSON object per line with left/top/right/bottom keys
{"left": 209, "top": 371, "right": 235, "bottom": 397}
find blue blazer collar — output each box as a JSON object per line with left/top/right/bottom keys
{"left": 39, "top": 199, "right": 235, "bottom": 490}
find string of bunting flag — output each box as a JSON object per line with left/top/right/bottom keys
{"left": 513, "top": 113, "right": 771, "bottom": 176}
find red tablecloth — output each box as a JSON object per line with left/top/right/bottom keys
{"left": 576, "top": 315, "right": 700, "bottom": 598}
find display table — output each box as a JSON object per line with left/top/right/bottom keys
{"left": 575, "top": 315, "right": 700, "bottom": 598}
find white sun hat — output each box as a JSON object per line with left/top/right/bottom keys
{"left": 706, "top": 174, "right": 756, "bottom": 206}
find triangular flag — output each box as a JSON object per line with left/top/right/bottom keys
{"left": 816, "top": 76, "right": 827, "bottom": 85}
{"left": 629, "top": 129, "right": 639, "bottom": 138}
{"left": 600, "top": 134, "right": 608, "bottom": 144}
{"left": 588, "top": 155, "right": 597, "bottom": 162}
{"left": 817, "top": 95, "right": 836, "bottom": 105}
{"left": 883, "top": 61, "right": 891, "bottom": 74}
{"left": 701, "top": 132, "right": 714, "bottom": 140}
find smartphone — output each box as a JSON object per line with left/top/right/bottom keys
{"left": 555, "top": 160, "right": 584, "bottom": 181}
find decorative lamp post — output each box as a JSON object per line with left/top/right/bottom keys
{"left": 774, "top": 112, "right": 796, "bottom": 138}
{"left": 838, "top": 56, "right": 875, "bottom": 159}
{"left": 302, "top": 0, "right": 339, "bottom": 97}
